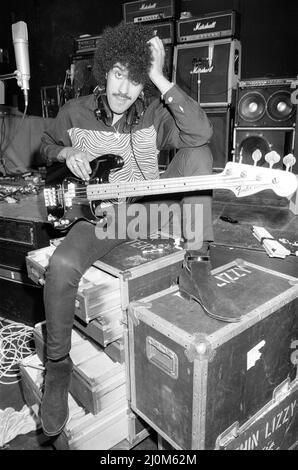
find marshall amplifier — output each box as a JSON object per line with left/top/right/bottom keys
{"left": 123, "top": 0, "right": 175, "bottom": 24}
{"left": 74, "top": 34, "right": 102, "bottom": 55}
{"left": 177, "top": 10, "right": 240, "bottom": 43}
{"left": 173, "top": 39, "right": 241, "bottom": 106}
{"left": 150, "top": 21, "right": 175, "bottom": 44}
{"left": 238, "top": 78, "right": 296, "bottom": 89}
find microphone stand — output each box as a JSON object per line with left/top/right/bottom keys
{"left": 0, "top": 70, "right": 28, "bottom": 106}
{"left": 196, "top": 60, "right": 202, "bottom": 105}
{"left": 0, "top": 72, "right": 19, "bottom": 81}
{"left": 0, "top": 70, "right": 27, "bottom": 176}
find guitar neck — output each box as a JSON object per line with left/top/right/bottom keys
{"left": 86, "top": 173, "right": 249, "bottom": 201}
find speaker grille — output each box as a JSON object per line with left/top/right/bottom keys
{"left": 234, "top": 128, "right": 295, "bottom": 170}
{"left": 266, "top": 90, "right": 295, "bottom": 122}
{"left": 238, "top": 91, "right": 266, "bottom": 123}
{"left": 236, "top": 82, "right": 297, "bottom": 127}
{"left": 237, "top": 135, "right": 271, "bottom": 165}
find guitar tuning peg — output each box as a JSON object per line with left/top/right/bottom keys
{"left": 265, "top": 151, "right": 281, "bottom": 168}
{"left": 252, "top": 149, "right": 262, "bottom": 166}
{"left": 283, "top": 153, "right": 296, "bottom": 171}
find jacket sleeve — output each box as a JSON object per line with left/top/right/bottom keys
{"left": 155, "top": 84, "right": 213, "bottom": 150}
{"left": 40, "top": 103, "right": 73, "bottom": 165}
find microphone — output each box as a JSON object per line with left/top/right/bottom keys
{"left": 12, "top": 21, "right": 30, "bottom": 107}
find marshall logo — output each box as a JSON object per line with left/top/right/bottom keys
{"left": 190, "top": 65, "right": 214, "bottom": 74}
{"left": 193, "top": 21, "right": 216, "bottom": 31}
{"left": 140, "top": 2, "right": 157, "bottom": 10}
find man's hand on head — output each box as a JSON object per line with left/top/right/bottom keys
{"left": 148, "top": 36, "right": 165, "bottom": 81}
{"left": 58, "top": 147, "right": 92, "bottom": 181}
{"left": 147, "top": 36, "right": 174, "bottom": 96}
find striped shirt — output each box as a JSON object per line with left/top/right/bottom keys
{"left": 41, "top": 85, "right": 212, "bottom": 191}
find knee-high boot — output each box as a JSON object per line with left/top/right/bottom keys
{"left": 40, "top": 355, "right": 73, "bottom": 437}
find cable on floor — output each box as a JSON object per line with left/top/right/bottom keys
{"left": 0, "top": 320, "right": 35, "bottom": 385}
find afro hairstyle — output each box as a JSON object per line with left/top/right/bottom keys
{"left": 92, "top": 21, "right": 155, "bottom": 92}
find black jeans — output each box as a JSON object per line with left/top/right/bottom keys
{"left": 44, "top": 145, "right": 214, "bottom": 359}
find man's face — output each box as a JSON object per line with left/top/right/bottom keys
{"left": 106, "top": 63, "right": 144, "bottom": 116}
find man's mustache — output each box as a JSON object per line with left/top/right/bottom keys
{"left": 113, "top": 93, "right": 131, "bottom": 100}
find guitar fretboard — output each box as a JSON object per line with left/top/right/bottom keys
{"left": 86, "top": 174, "right": 262, "bottom": 200}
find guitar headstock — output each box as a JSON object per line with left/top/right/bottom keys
{"left": 222, "top": 153, "right": 297, "bottom": 198}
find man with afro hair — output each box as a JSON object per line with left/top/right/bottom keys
{"left": 40, "top": 20, "right": 238, "bottom": 438}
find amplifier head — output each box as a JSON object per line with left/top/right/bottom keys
{"left": 176, "top": 10, "right": 240, "bottom": 43}
{"left": 123, "top": 0, "right": 175, "bottom": 24}
{"left": 150, "top": 21, "right": 175, "bottom": 44}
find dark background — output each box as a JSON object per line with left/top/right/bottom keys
{"left": 0, "top": 0, "right": 297, "bottom": 116}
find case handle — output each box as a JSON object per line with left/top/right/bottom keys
{"left": 146, "top": 336, "right": 178, "bottom": 379}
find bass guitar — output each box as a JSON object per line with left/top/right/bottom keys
{"left": 44, "top": 153, "right": 297, "bottom": 230}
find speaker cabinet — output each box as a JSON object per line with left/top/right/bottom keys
{"left": 0, "top": 273, "right": 45, "bottom": 326}
{"left": 236, "top": 80, "right": 296, "bottom": 127}
{"left": 72, "top": 53, "right": 97, "bottom": 97}
{"left": 233, "top": 127, "right": 296, "bottom": 171}
{"left": 203, "top": 106, "right": 234, "bottom": 170}
{"left": 173, "top": 39, "right": 241, "bottom": 106}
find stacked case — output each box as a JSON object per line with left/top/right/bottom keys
{"left": 33, "top": 324, "right": 126, "bottom": 415}
{"left": 127, "top": 259, "right": 298, "bottom": 450}
{"left": 26, "top": 236, "right": 184, "bottom": 347}
{"left": 20, "top": 354, "right": 129, "bottom": 450}
{"left": 25, "top": 234, "right": 185, "bottom": 448}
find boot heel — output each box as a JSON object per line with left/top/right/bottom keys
{"left": 179, "top": 288, "right": 192, "bottom": 302}
{"left": 179, "top": 289, "right": 201, "bottom": 308}
{"left": 179, "top": 287, "right": 207, "bottom": 313}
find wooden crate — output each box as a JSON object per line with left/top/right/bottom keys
{"left": 34, "top": 322, "right": 126, "bottom": 415}
{"left": 94, "top": 237, "right": 184, "bottom": 311}
{"left": 20, "top": 354, "right": 150, "bottom": 449}
{"left": 105, "top": 338, "right": 125, "bottom": 364}
{"left": 19, "top": 355, "right": 129, "bottom": 450}
{"left": 26, "top": 236, "right": 184, "bottom": 344}
{"left": 26, "top": 246, "right": 122, "bottom": 325}
{"left": 73, "top": 310, "right": 123, "bottom": 346}
{"left": 73, "top": 317, "right": 125, "bottom": 361}
{"left": 26, "top": 236, "right": 184, "bottom": 311}
{"left": 128, "top": 259, "right": 298, "bottom": 450}
{"left": 34, "top": 319, "right": 124, "bottom": 363}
